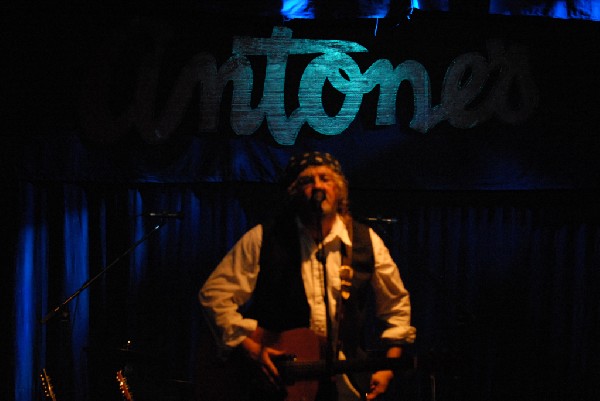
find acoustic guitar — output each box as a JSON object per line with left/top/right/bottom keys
{"left": 197, "top": 327, "right": 407, "bottom": 401}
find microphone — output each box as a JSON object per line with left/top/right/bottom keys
{"left": 142, "top": 211, "right": 185, "bottom": 219}
{"left": 311, "top": 189, "right": 325, "bottom": 211}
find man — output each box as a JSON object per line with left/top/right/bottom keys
{"left": 199, "top": 151, "right": 416, "bottom": 400}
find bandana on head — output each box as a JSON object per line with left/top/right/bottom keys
{"left": 281, "top": 151, "right": 344, "bottom": 187}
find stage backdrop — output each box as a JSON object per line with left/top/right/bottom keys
{"left": 2, "top": 6, "right": 600, "bottom": 401}
{"left": 4, "top": 9, "right": 600, "bottom": 190}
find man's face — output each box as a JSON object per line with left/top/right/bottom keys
{"left": 295, "top": 165, "right": 340, "bottom": 217}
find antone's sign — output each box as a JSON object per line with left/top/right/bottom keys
{"left": 82, "top": 26, "right": 538, "bottom": 145}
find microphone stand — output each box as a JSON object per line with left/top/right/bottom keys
{"left": 313, "top": 203, "right": 335, "bottom": 379}
{"left": 41, "top": 221, "right": 168, "bottom": 325}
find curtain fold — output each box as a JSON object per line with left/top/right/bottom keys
{"left": 15, "top": 183, "right": 48, "bottom": 401}
{"left": 11, "top": 183, "right": 600, "bottom": 401}
{"left": 63, "top": 185, "right": 90, "bottom": 401}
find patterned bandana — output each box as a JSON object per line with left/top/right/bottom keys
{"left": 281, "top": 151, "right": 344, "bottom": 187}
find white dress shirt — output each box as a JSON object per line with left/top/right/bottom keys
{"left": 200, "top": 214, "right": 416, "bottom": 348}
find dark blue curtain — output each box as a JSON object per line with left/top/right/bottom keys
{"left": 385, "top": 200, "right": 600, "bottom": 401}
{"left": 7, "top": 183, "right": 600, "bottom": 401}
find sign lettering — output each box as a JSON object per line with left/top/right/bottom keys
{"left": 81, "top": 26, "right": 538, "bottom": 145}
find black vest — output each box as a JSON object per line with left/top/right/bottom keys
{"left": 244, "top": 214, "right": 375, "bottom": 342}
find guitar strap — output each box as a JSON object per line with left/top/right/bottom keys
{"left": 338, "top": 218, "right": 374, "bottom": 354}
{"left": 338, "top": 219, "right": 375, "bottom": 400}
{"left": 339, "top": 220, "right": 354, "bottom": 302}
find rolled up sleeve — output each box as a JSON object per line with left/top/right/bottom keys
{"left": 369, "top": 229, "right": 417, "bottom": 345}
{"left": 199, "top": 225, "right": 263, "bottom": 348}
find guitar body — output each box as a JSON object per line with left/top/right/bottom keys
{"left": 249, "top": 327, "right": 322, "bottom": 401}
{"left": 196, "top": 325, "right": 407, "bottom": 401}
{"left": 196, "top": 326, "right": 323, "bottom": 401}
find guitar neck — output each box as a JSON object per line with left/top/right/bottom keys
{"left": 278, "top": 356, "right": 406, "bottom": 381}
{"left": 116, "top": 370, "right": 135, "bottom": 401}
{"left": 40, "top": 368, "right": 57, "bottom": 401}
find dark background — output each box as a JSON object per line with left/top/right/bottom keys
{"left": 2, "top": 2, "right": 600, "bottom": 401}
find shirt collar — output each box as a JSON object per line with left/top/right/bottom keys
{"left": 328, "top": 215, "right": 352, "bottom": 246}
{"left": 296, "top": 214, "right": 352, "bottom": 246}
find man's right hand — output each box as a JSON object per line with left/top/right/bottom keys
{"left": 241, "top": 333, "right": 286, "bottom": 384}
